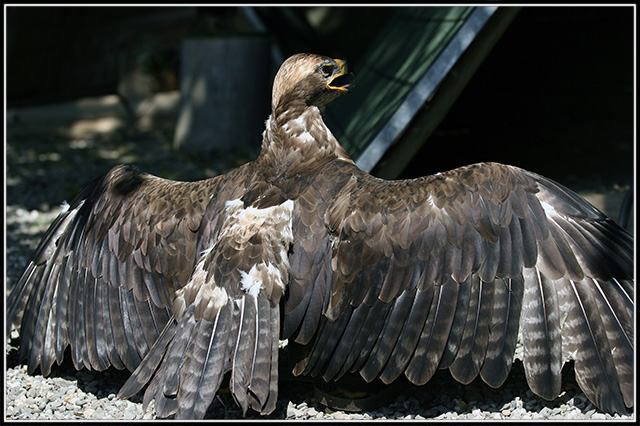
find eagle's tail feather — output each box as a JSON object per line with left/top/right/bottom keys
{"left": 117, "top": 293, "right": 280, "bottom": 419}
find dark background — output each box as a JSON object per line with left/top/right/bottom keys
{"left": 401, "top": 6, "right": 634, "bottom": 194}
{"left": 6, "top": 6, "right": 635, "bottom": 193}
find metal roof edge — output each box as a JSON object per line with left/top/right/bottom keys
{"left": 355, "top": 5, "right": 498, "bottom": 172}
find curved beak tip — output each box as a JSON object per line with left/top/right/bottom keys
{"left": 329, "top": 59, "right": 355, "bottom": 92}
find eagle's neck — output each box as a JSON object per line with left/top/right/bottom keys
{"left": 257, "top": 105, "right": 353, "bottom": 175}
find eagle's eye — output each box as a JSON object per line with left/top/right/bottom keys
{"left": 321, "top": 63, "right": 334, "bottom": 78}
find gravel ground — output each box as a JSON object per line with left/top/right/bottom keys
{"left": 5, "top": 123, "right": 634, "bottom": 421}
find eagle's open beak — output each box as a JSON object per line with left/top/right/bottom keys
{"left": 328, "top": 59, "right": 354, "bottom": 92}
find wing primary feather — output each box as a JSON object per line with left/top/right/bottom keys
{"left": 27, "top": 260, "right": 60, "bottom": 375}
{"left": 449, "top": 276, "right": 495, "bottom": 384}
{"left": 39, "top": 262, "right": 64, "bottom": 375}
{"left": 261, "top": 301, "right": 280, "bottom": 414}
{"left": 84, "top": 274, "right": 99, "bottom": 370}
{"left": 360, "top": 287, "right": 417, "bottom": 382}
{"left": 120, "top": 287, "right": 150, "bottom": 360}
{"left": 118, "top": 318, "right": 178, "bottom": 399}
{"left": 292, "top": 251, "right": 332, "bottom": 344}
{"left": 379, "top": 282, "right": 435, "bottom": 384}
{"left": 107, "top": 283, "right": 140, "bottom": 371}
{"left": 98, "top": 276, "right": 125, "bottom": 371}
{"left": 7, "top": 263, "right": 38, "bottom": 337}
{"left": 176, "top": 302, "right": 233, "bottom": 420}
{"left": 589, "top": 278, "right": 634, "bottom": 408}
{"left": 480, "top": 275, "right": 524, "bottom": 387}
{"left": 247, "top": 294, "right": 280, "bottom": 413}
{"left": 405, "top": 277, "right": 459, "bottom": 385}
{"left": 143, "top": 305, "right": 198, "bottom": 417}
{"left": 230, "top": 295, "right": 257, "bottom": 414}
{"left": 40, "top": 285, "right": 60, "bottom": 376}
{"left": 520, "top": 268, "right": 562, "bottom": 400}
{"left": 321, "top": 301, "right": 371, "bottom": 381}
{"left": 164, "top": 319, "right": 201, "bottom": 398}
{"left": 89, "top": 276, "right": 111, "bottom": 371}
{"left": 53, "top": 258, "right": 72, "bottom": 364}
{"left": 70, "top": 268, "right": 89, "bottom": 371}
{"left": 350, "top": 300, "right": 395, "bottom": 376}
{"left": 438, "top": 276, "right": 472, "bottom": 369}
{"left": 338, "top": 301, "right": 386, "bottom": 378}
{"left": 307, "top": 304, "right": 353, "bottom": 378}
{"left": 560, "top": 277, "right": 628, "bottom": 414}
{"left": 16, "top": 266, "right": 43, "bottom": 369}
{"left": 248, "top": 294, "right": 261, "bottom": 395}
{"left": 132, "top": 296, "right": 162, "bottom": 351}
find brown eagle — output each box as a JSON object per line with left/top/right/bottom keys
{"left": 7, "top": 53, "right": 634, "bottom": 419}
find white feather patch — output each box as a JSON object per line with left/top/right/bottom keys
{"left": 540, "top": 199, "right": 559, "bottom": 218}
{"left": 299, "top": 131, "right": 315, "bottom": 144}
{"left": 426, "top": 194, "right": 437, "bottom": 208}
{"left": 284, "top": 114, "right": 306, "bottom": 131}
{"left": 239, "top": 263, "right": 284, "bottom": 297}
{"left": 223, "top": 199, "right": 294, "bottom": 297}
{"left": 60, "top": 198, "right": 85, "bottom": 215}
{"left": 223, "top": 199, "right": 294, "bottom": 235}
{"left": 225, "top": 198, "right": 244, "bottom": 211}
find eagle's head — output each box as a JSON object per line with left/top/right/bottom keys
{"left": 272, "top": 53, "right": 354, "bottom": 115}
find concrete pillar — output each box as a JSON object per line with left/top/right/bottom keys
{"left": 174, "top": 36, "right": 271, "bottom": 153}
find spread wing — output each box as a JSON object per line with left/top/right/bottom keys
{"left": 6, "top": 164, "right": 223, "bottom": 376}
{"left": 284, "top": 161, "right": 633, "bottom": 415}
{"left": 117, "top": 168, "right": 292, "bottom": 419}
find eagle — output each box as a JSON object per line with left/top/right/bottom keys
{"left": 7, "top": 53, "right": 634, "bottom": 419}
